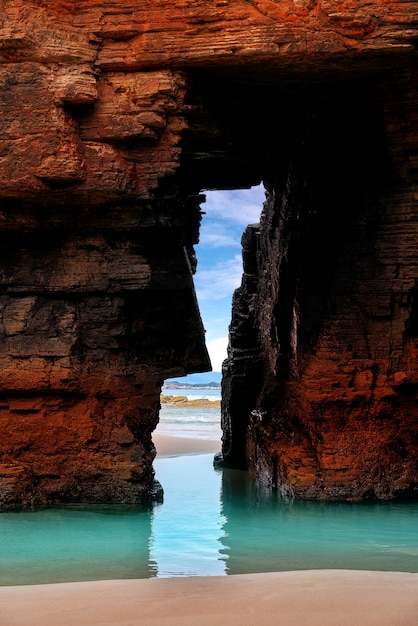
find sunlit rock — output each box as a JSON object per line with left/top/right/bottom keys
{"left": 0, "top": 0, "right": 417, "bottom": 506}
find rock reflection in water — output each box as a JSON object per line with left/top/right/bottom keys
{"left": 219, "top": 467, "right": 418, "bottom": 574}
{"left": 1, "top": 454, "right": 417, "bottom": 585}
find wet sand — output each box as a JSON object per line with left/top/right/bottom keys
{"left": 1, "top": 569, "right": 418, "bottom": 625}
{"left": 153, "top": 432, "right": 221, "bottom": 457}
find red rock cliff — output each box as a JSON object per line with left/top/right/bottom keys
{"left": 0, "top": 0, "right": 417, "bottom": 506}
{"left": 221, "top": 68, "right": 418, "bottom": 500}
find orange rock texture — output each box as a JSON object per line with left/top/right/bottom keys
{"left": 220, "top": 52, "right": 418, "bottom": 500}
{"left": 0, "top": 1, "right": 417, "bottom": 506}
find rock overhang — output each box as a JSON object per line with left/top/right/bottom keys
{"left": 0, "top": 0, "right": 417, "bottom": 507}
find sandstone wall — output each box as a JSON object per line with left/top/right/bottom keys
{"left": 221, "top": 67, "right": 418, "bottom": 500}
{"left": 0, "top": 1, "right": 417, "bottom": 506}
{"left": 0, "top": 4, "right": 213, "bottom": 508}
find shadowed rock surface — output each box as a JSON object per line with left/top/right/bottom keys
{"left": 0, "top": 1, "right": 417, "bottom": 507}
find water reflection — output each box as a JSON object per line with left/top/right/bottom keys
{"left": 0, "top": 454, "right": 417, "bottom": 585}
{"left": 219, "top": 467, "right": 418, "bottom": 574}
{"left": 150, "top": 454, "right": 227, "bottom": 577}
{"left": 0, "top": 504, "right": 157, "bottom": 585}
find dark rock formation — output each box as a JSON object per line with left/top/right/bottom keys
{"left": 221, "top": 69, "right": 418, "bottom": 500}
{"left": 0, "top": 12, "right": 211, "bottom": 507}
{"left": 0, "top": 1, "right": 417, "bottom": 506}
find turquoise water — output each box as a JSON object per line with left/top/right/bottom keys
{"left": 0, "top": 453, "right": 417, "bottom": 585}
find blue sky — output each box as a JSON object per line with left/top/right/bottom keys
{"left": 193, "top": 184, "right": 265, "bottom": 373}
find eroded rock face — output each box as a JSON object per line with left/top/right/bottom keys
{"left": 221, "top": 68, "right": 418, "bottom": 500}
{"left": 0, "top": 4, "right": 213, "bottom": 508}
{"left": 0, "top": 1, "right": 417, "bottom": 506}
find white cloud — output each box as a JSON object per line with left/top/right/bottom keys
{"left": 195, "top": 254, "right": 243, "bottom": 301}
{"left": 202, "top": 185, "right": 265, "bottom": 226}
{"left": 192, "top": 186, "right": 264, "bottom": 373}
{"left": 199, "top": 223, "right": 239, "bottom": 248}
{"left": 207, "top": 336, "right": 228, "bottom": 372}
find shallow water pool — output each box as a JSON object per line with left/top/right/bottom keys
{"left": 0, "top": 454, "right": 417, "bottom": 585}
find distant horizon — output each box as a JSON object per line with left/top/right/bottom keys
{"left": 164, "top": 371, "right": 222, "bottom": 385}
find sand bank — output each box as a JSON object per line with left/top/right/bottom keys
{"left": 1, "top": 570, "right": 418, "bottom": 625}
{"left": 153, "top": 432, "right": 221, "bottom": 457}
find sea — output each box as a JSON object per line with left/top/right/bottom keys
{"left": 157, "top": 386, "right": 221, "bottom": 440}
{"left": 0, "top": 388, "right": 417, "bottom": 585}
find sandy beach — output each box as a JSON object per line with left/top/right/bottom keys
{"left": 2, "top": 568, "right": 418, "bottom": 625}
{"left": 2, "top": 433, "right": 418, "bottom": 626}
{"left": 153, "top": 432, "right": 221, "bottom": 457}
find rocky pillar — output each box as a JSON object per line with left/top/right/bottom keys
{"left": 221, "top": 70, "right": 418, "bottom": 500}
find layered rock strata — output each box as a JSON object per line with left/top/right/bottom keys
{"left": 0, "top": 1, "right": 417, "bottom": 507}
{"left": 221, "top": 68, "right": 418, "bottom": 500}
{"left": 0, "top": 11, "right": 211, "bottom": 507}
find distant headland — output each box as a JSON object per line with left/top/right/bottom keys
{"left": 160, "top": 394, "right": 220, "bottom": 408}
{"left": 163, "top": 381, "right": 220, "bottom": 390}
{"left": 163, "top": 371, "right": 221, "bottom": 389}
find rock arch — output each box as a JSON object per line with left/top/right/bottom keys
{"left": 0, "top": 1, "right": 417, "bottom": 507}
